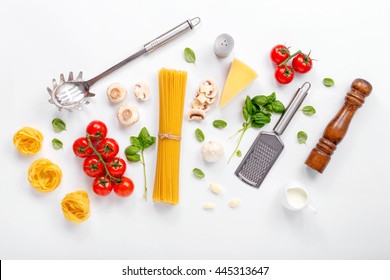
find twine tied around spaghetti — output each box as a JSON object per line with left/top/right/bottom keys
{"left": 158, "top": 132, "right": 182, "bottom": 141}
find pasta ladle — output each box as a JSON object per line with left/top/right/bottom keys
{"left": 47, "top": 17, "right": 200, "bottom": 111}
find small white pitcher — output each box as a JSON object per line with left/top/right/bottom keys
{"left": 281, "top": 186, "right": 317, "bottom": 213}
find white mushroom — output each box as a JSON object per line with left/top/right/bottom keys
{"left": 133, "top": 82, "right": 150, "bottom": 102}
{"left": 201, "top": 140, "right": 225, "bottom": 162}
{"left": 191, "top": 98, "right": 209, "bottom": 112}
{"left": 202, "top": 79, "right": 218, "bottom": 99}
{"left": 107, "top": 83, "right": 127, "bottom": 103}
{"left": 187, "top": 108, "right": 206, "bottom": 121}
{"left": 117, "top": 104, "right": 139, "bottom": 126}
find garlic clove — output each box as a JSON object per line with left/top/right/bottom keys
{"left": 203, "top": 202, "right": 216, "bottom": 210}
{"left": 228, "top": 199, "right": 241, "bottom": 208}
{"left": 209, "top": 183, "right": 223, "bottom": 194}
{"left": 117, "top": 104, "right": 140, "bottom": 126}
{"left": 107, "top": 83, "right": 127, "bottom": 103}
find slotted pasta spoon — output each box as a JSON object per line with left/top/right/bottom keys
{"left": 47, "top": 17, "right": 200, "bottom": 111}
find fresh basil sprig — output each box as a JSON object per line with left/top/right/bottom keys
{"left": 229, "top": 92, "right": 285, "bottom": 163}
{"left": 124, "top": 127, "right": 156, "bottom": 200}
{"left": 52, "top": 118, "right": 67, "bottom": 132}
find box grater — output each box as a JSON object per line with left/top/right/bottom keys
{"left": 235, "top": 82, "right": 311, "bottom": 188}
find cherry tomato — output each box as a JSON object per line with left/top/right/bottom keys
{"left": 83, "top": 156, "right": 105, "bottom": 177}
{"left": 92, "top": 175, "right": 113, "bottom": 196}
{"left": 96, "top": 138, "right": 119, "bottom": 161}
{"left": 270, "top": 44, "right": 290, "bottom": 65}
{"left": 292, "top": 53, "right": 313, "bottom": 73}
{"left": 113, "top": 176, "right": 134, "bottom": 197}
{"left": 274, "top": 65, "right": 295, "bottom": 84}
{"left": 107, "top": 157, "right": 127, "bottom": 178}
{"left": 72, "top": 137, "right": 94, "bottom": 158}
{"left": 86, "top": 120, "right": 108, "bottom": 143}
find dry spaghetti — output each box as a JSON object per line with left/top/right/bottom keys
{"left": 28, "top": 158, "right": 62, "bottom": 192}
{"left": 61, "top": 190, "right": 90, "bottom": 224}
{"left": 152, "top": 68, "right": 187, "bottom": 205}
{"left": 13, "top": 126, "right": 43, "bottom": 155}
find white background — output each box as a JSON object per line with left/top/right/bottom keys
{"left": 1, "top": 0, "right": 389, "bottom": 260}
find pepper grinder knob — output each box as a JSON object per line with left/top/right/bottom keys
{"left": 305, "top": 78, "right": 373, "bottom": 173}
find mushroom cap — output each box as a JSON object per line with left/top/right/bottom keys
{"left": 107, "top": 83, "right": 127, "bottom": 103}
{"left": 133, "top": 82, "right": 150, "bottom": 101}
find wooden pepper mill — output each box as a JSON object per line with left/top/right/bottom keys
{"left": 305, "top": 78, "right": 372, "bottom": 173}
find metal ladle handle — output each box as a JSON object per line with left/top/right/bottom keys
{"left": 86, "top": 17, "right": 201, "bottom": 87}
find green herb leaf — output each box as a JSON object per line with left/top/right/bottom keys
{"left": 272, "top": 100, "right": 285, "bottom": 113}
{"left": 297, "top": 131, "right": 308, "bottom": 144}
{"left": 242, "top": 107, "right": 249, "bottom": 121}
{"left": 213, "top": 120, "right": 227, "bottom": 129}
{"left": 302, "top": 105, "right": 316, "bottom": 116}
{"left": 193, "top": 168, "right": 205, "bottom": 178}
{"left": 266, "top": 92, "right": 276, "bottom": 104}
{"left": 52, "top": 138, "right": 63, "bottom": 150}
{"left": 184, "top": 47, "right": 196, "bottom": 63}
{"left": 252, "top": 112, "right": 271, "bottom": 125}
{"left": 195, "top": 128, "right": 205, "bottom": 142}
{"left": 236, "top": 150, "right": 242, "bottom": 157}
{"left": 125, "top": 145, "right": 141, "bottom": 156}
{"left": 323, "top": 78, "right": 335, "bottom": 87}
{"left": 52, "top": 118, "right": 66, "bottom": 132}
{"left": 126, "top": 153, "right": 141, "bottom": 162}
{"left": 251, "top": 95, "right": 268, "bottom": 107}
{"left": 130, "top": 136, "right": 142, "bottom": 148}
{"left": 138, "top": 127, "right": 156, "bottom": 149}
{"left": 245, "top": 96, "right": 253, "bottom": 115}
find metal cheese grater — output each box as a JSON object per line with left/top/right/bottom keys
{"left": 235, "top": 82, "right": 311, "bottom": 188}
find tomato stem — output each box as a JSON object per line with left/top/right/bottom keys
{"left": 279, "top": 50, "right": 302, "bottom": 66}
{"left": 86, "top": 134, "right": 120, "bottom": 183}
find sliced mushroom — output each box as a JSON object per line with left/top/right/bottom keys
{"left": 107, "top": 83, "right": 127, "bottom": 103}
{"left": 202, "top": 79, "right": 218, "bottom": 99}
{"left": 133, "top": 82, "right": 150, "bottom": 102}
{"left": 187, "top": 108, "right": 206, "bottom": 121}
{"left": 191, "top": 98, "right": 210, "bottom": 112}
{"left": 117, "top": 104, "right": 140, "bottom": 126}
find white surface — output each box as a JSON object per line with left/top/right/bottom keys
{"left": 1, "top": 0, "right": 389, "bottom": 260}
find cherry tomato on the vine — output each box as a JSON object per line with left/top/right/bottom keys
{"left": 72, "top": 137, "right": 93, "bottom": 158}
{"left": 92, "top": 175, "right": 113, "bottom": 196}
{"left": 270, "top": 44, "right": 290, "bottom": 65}
{"left": 107, "top": 157, "right": 127, "bottom": 178}
{"left": 274, "top": 65, "right": 295, "bottom": 84}
{"left": 96, "top": 138, "right": 119, "bottom": 161}
{"left": 86, "top": 120, "right": 108, "bottom": 143}
{"left": 83, "top": 155, "right": 105, "bottom": 177}
{"left": 113, "top": 176, "right": 134, "bottom": 197}
{"left": 292, "top": 53, "right": 313, "bottom": 73}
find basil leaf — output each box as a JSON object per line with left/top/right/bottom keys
{"left": 130, "top": 136, "right": 142, "bottom": 148}
{"left": 52, "top": 118, "right": 66, "bottom": 132}
{"left": 195, "top": 128, "right": 205, "bottom": 142}
{"left": 266, "top": 92, "right": 276, "bottom": 104}
{"left": 213, "top": 120, "right": 227, "bottom": 129}
{"left": 251, "top": 122, "right": 265, "bottom": 128}
{"left": 297, "top": 131, "right": 308, "bottom": 144}
{"left": 193, "top": 168, "right": 205, "bottom": 178}
{"left": 126, "top": 153, "right": 141, "bottom": 162}
{"left": 251, "top": 95, "right": 268, "bottom": 107}
{"left": 184, "top": 47, "right": 196, "bottom": 63}
{"left": 272, "top": 100, "right": 285, "bottom": 113}
{"left": 125, "top": 145, "right": 141, "bottom": 156}
{"left": 236, "top": 150, "right": 242, "bottom": 157}
{"left": 242, "top": 107, "right": 249, "bottom": 121}
{"left": 323, "top": 78, "right": 335, "bottom": 87}
{"left": 302, "top": 105, "right": 316, "bottom": 116}
{"left": 245, "top": 96, "right": 253, "bottom": 115}
{"left": 139, "top": 127, "right": 151, "bottom": 142}
{"left": 52, "top": 138, "right": 63, "bottom": 150}
{"left": 252, "top": 112, "right": 271, "bottom": 124}
{"left": 143, "top": 136, "right": 156, "bottom": 149}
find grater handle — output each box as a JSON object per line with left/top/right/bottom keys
{"left": 273, "top": 82, "right": 311, "bottom": 136}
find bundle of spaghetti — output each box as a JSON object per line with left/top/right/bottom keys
{"left": 153, "top": 68, "right": 187, "bottom": 205}
{"left": 61, "top": 190, "right": 90, "bottom": 224}
{"left": 28, "top": 158, "right": 62, "bottom": 192}
{"left": 13, "top": 126, "right": 43, "bottom": 155}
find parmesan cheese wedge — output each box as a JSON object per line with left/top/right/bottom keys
{"left": 219, "top": 58, "right": 258, "bottom": 108}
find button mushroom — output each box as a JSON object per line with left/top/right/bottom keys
{"left": 107, "top": 83, "right": 127, "bottom": 103}
{"left": 187, "top": 108, "right": 206, "bottom": 121}
{"left": 133, "top": 82, "right": 150, "bottom": 102}
{"left": 117, "top": 104, "right": 139, "bottom": 126}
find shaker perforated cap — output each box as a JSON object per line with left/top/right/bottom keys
{"left": 214, "top": 33, "right": 234, "bottom": 58}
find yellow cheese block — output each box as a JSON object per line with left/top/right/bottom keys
{"left": 219, "top": 58, "right": 258, "bottom": 108}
